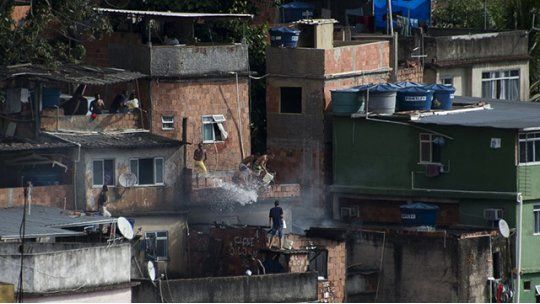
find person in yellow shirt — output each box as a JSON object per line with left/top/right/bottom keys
{"left": 193, "top": 142, "right": 208, "bottom": 174}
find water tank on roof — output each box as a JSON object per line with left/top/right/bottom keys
{"left": 357, "top": 83, "right": 399, "bottom": 114}
{"left": 331, "top": 88, "right": 365, "bottom": 114}
{"left": 269, "top": 27, "right": 301, "bottom": 48}
{"left": 396, "top": 86, "right": 433, "bottom": 111}
{"left": 400, "top": 202, "right": 439, "bottom": 227}
{"left": 280, "top": 1, "right": 315, "bottom": 23}
{"left": 424, "top": 84, "right": 456, "bottom": 110}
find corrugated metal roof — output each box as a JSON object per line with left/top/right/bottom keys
{"left": 48, "top": 131, "right": 183, "bottom": 149}
{"left": 0, "top": 64, "right": 145, "bottom": 86}
{"left": 414, "top": 96, "right": 540, "bottom": 130}
{"left": 0, "top": 205, "right": 116, "bottom": 240}
{"left": 97, "top": 8, "right": 253, "bottom": 20}
{"left": 0, "top": 133, "right": 76, "bottom": 152}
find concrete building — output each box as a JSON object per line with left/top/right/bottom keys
{"left": 0, "top": 205, "right": 131, "bottom": 302}
{"left": 331, "top": 96, "right": 540, "bottom": 302}
{"left": 265, "top": 19, "right": 391, "bottom": 227}
{"left": 87, "top": 8, "right": 253, "bottom": 173}
{"left": 400, "top": 29, "right": 530, "bottom": 100}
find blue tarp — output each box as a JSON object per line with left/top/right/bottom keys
{"left": 373, "top": 0, "right": 431, "bottom": 29}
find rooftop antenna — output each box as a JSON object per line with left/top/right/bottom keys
{"left": 118, "top": 172, "right": 137, "bottom": 198}
{"left": 147, "top": 261, "right": 157, "bottom": 281}
{"left": 498, "top": 219, "right": 510, "bottom": 238}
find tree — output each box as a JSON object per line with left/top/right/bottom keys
{"left": 0, "top": 0, "right": 110, "bottom": 66}
{"left": 433, "top": 0, "right": 540, "bottom": 101}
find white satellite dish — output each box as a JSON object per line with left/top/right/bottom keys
{"left": 498, "top": 219, "right": 510, "bottom": 238}
{"left": 147, "top": 261, "right": 156, "bottom": 281}
{"left": 117, "top": 217, "right": 134, "bottom": 240}
{"left": 118, "top": 172, "right": 137, "bottom": 188}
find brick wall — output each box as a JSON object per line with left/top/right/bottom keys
{"left": 41, "top": 111, "right": 142, "bottom": 132}
{"left": 84, "top": 32, "right": 141, "bottom": 68}
{"left": 149, "top": 78, "right": 251, "bottom": 172}
{"left": 287, "top": 252, "right": 309, "bottom": 273}
{"left": 324, "top": 42, "right": 390, "bottom": 75}
{"left": 0, "top": 185, "right": 74, "bottom": 209}
{"left": 397, "top": 61, "right": 424, "bottom": 83}
{"left": 11, "top": 6, "right": 29, "bottom": 23}
{"left": 288, "top": 234, "right": 347, "bottom": 303}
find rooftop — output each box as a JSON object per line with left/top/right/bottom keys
{"left": 413, "top": 96, "right": 540, "bottom": 130}
{"left": 97, "top": 8, "right": 253, "bottom": 20}
{"left": 0, "top": 205, "right": 116, "bottom": 240}
{"left": 0, "top": 133, "right": 76, "bottom": 152}
{"left": 0, "top": 63, "right": 145, "bottom": 85}
{"left": 47, "top": 131, "right": 183, "bottom": 149}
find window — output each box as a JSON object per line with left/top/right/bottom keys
{"left": 202, "top": 115, "right": 228, "bottom": 143}
{"left": 280, "top": 87, "right": 302, "bottom": 113}
{"left": 441, "top": 77, "right": 454, "bottom": 86}
{"left": 145, "top": 231, "right": 168, "bottom": 260}
{"left": 481, "top": 70, "right": 520, "bottom": 101}
{"left": 525, "top": 281, "right": 532, "bottom": 291}
{"left": 518, "top": 133, "right": 540, "bottom": 164}
{"left": 419, "top": 133, "right": 443, "bottom": 164}
{"left": 130, "top": 158, "right": 164, "bottom": 185}
{"left": 534, "top": 205, "right": 540, "bottom": 234}
{"left": 92, "top": 159, "right": 115, "bottom": 186}
{"left": 161, "top": 115, "right": 174, "bottom": 130}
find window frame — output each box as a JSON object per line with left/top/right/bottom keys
{"left": 92, "top": 159, "right": 116, "bottom": 187}
{"left": 418, "top": 133, "right": 443, "bottom": 165}
{"left": 534, "top": 205, "right": 540, "bottom": 235}
{"left": 518, "top": 132, "right": 540, "bottom": 166}
{"left": 481, "top": 69, "right": 520, "bottom": 100}
{"left": 145, "top": 231, "right": 169, "bottom": 261}
{"left": 201, "top": 114, "right": 227, "bottom": 143}
{"left": 129, "top": 157, "right": 165, "bottom": 186}
{"left": 440, "top": 76, "right": 454, "bottom": 86}
{"left": 279, "top": 87, "right": 303, "bottom": 114}
{"left": 161, "top": 115, "right": 175, "bottom": 131}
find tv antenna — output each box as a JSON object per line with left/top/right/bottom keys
{"left": 117, "top": 217, "right": 134, "bottom": 240}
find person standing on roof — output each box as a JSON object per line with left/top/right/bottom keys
{"left": 193, "top": 142, "right": 208, "bottom": 175}
{"left": 267, "top": 200, "right": 284, "bottom": 249}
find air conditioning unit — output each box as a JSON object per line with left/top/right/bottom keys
{"left": 484, "top": 209, "right": 503, "bottom": 221}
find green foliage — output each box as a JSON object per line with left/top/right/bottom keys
{"left": 0, "top": 0, "right": 110, "bottom": 66}
{"left": 433, "top": 0, "right": 540, "bottom": 101}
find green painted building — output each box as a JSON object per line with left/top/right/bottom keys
{"left": 331, "top": 96, "right": 540, "bottom": 302}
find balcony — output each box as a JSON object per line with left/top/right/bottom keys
{"left": 108, "top": 42, "right": 249, "bottom": 77}
{"left": 41, "top": 110, "right": 143, "bottom": 132}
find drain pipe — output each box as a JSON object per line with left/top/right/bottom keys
{"left": 516, "top": 192, "right": 523, "bottom": 303}
{"left": 231, "top": 71, "right": 245, "bottom": 160}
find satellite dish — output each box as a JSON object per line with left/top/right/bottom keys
{"left": 118, "top": 172, "right": 137, "bottom": 187}
{"left": 147, "top": 261, "right": 156, "bottom": 281}
{"left": 498, "top": 219, "right": 510, "bottom": 238}
{"left": 117, "top": 217, "right": 134, "bottom": 240}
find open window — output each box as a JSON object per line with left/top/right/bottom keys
{"left": 202, "top": 115, "right": 228, "bottom": 143}
{"left": 307, "top": 249, "right": 328, "bottom": 278}
{"left": 130, "top": 158, "right": 164, "bottom": 185}
{"left": 161, "top": 115, "right": 174, "bottom": 130}
{"left": 280, "top": 87, "right": 302, "bottom": 114}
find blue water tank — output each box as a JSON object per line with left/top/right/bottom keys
{"left": 395, "top": 81, "right": 422, "bottom": 88}
{"left": 42, "top": 87, "right": 60, "bottom": 109}
{"left": 424, "top": 84, "right": 456, "bottom": 110}
{"left": 331, "top": 88, "right": 365, "bottom": 113}
{"left": 356, "top": 83, "right": 399, "bottom": 114}
{"left": 280, "top": 1, "right": 315, "bottom": 23}
{"left": 400, "top": 202, "right": 439, "bottom": 226}
{"left": 396, "top": 86, "right": 433, "bottom": 111}
{"left": 269, "top": 27, "right": 301, "bottom": 48}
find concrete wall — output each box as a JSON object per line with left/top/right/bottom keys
{"left": 41, "top": 112, "right": 142, "bottom": 133}
{"left": 130, "top": 215, "right": 188, "bottom": 277}
{"left": 132, "top": 272, "right": 318, "bottom": 303}
{"left": 0, "top": 184, "right": 73, "bottom": 209}
{"left": 147, "top": 78, "right": 250, "bottom": 172}
{"left": 0, "top": 243, "right": 130, "bottom": 293}
{"left": 77, "top": 146, "right": 183, "bottom": 212}
{"left": 25, "top": 286, "right": 131, "bottom": 303}
{"left": 425, "top": 31, "right": 529, "bottom": 65}
{"left": 347, "top": 230, "right": 497, "bottom": 302}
